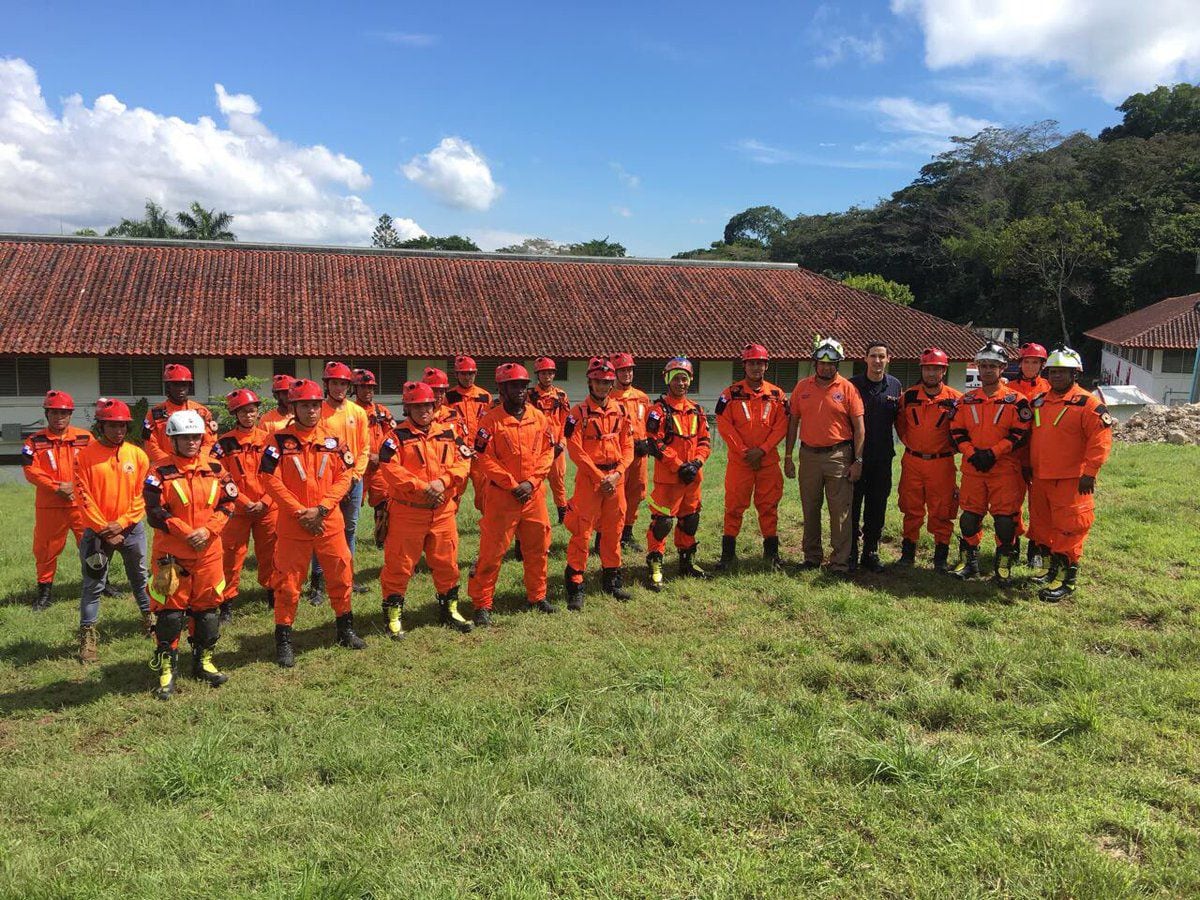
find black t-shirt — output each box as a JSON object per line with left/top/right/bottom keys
{"left": 850, "top": 373, "right": 902, "bottom": 461}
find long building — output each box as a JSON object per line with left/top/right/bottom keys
{"left": 0, "top": 234, "right": 986, "bottom": 449}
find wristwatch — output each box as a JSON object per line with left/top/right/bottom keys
{"left": 854, "top": 457, "right": 864, "bottom": 464}
{"left": 316, "top": 504, "right": 330, "bottom": 517}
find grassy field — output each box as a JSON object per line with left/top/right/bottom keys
{"left": 1, "top": 442, "right": 1198, "bottom": 898}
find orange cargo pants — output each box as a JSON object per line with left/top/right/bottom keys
{"left": 34, "top": 505, "right": 85, "bottom": 583}
{"left": 221, "top": 507, "right": 278, "bottom": 600}
{"left": 148, "top": 544, "right": 225, "bottom": 649}
{"left": 1030, "top": 478, "right": 1095, "bottom": 564}
{"left": 722, "top": 457, "right": 783, "bottom": 538}
{"left": 623, "top": 456, "right": 648, "bottom": 527}
{"left": 381, "top": 502, "right": 460, "bottom": 597}
{"left": 566, "top": 473, "right": 627, "bottom": 570}
{"left": 958, "top": 469, "right": 1023, "bottom": 547}
{"left": 272, "top": 527, "right": 353, "bottom": 626}
{"left": 898, "top": 453, "right": 958, "bottom": 545}
{"left": 468, "top": 483, "right": 551, "bottom": 609}
{"left": 646, "top": 479, "right": 702, "bottom": 554}
{"left": 549, "top": 451, "right": 567, "bottom": 510}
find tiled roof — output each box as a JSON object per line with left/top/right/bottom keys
{"left": 1084, "top": 292, "right": 1200, "bottom": 349}
{"left": 0, "top": 235, "right": 987, "bottom": 361}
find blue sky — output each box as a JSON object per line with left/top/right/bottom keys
{"left": 1, "top": 0, "right": 1196, "bottom": 256}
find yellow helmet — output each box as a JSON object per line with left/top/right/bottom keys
{"left": 1044, "top": 346, "right": 1083, "bottom": 370}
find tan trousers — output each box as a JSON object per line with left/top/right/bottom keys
{"left": 799, "top": 444, "right": 853, "bottom": 570}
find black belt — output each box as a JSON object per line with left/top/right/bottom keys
{"left": 905, "top": 449, "right": 955, "bottom": 460}
{"left": 596, "top": 462, "right": 619, "bottom": 472}
{"left": 801, "top": 440, "right": 852, "bottom": 454}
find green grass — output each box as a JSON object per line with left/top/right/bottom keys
{"left": 1, "top": 443, "right": 1198, "bottom": 897}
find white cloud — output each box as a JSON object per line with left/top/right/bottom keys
{"left": 809, "top": 6, "right": 885, "bottom": 67}
{"left": 467, "top": 228, "right": 532, "bottom": 252}
{"left": 892, "top": 0, "right": 1200, "bottom": 101}
{"left": 0, "top": 58, "right": 420, "bottom": 244}
{"left": 611, "top": 205, "right": 633, "bottom": 218}
{"left": 734, "top": 137, "right": 908, "bottom": 170}
{"left": 374, "top": 31, "right": 438, "bottom": 47}
{"left": 853, "top": 96, "right": 996, "bottom": 154}
{"left": 610, "top": 161, "right": 640, "bottom": 189}
{"left": 401, "top": 137, "right": 502, "bottom": 211}
{"left": 735, "top": 138, "right": 796, "bottom": 165}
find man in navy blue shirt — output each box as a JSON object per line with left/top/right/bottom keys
{"left": 850, "top": 342, "right": 902, "bottom": 572}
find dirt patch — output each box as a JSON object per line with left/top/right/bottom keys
{"left": 1092, "top": 833, "right": 1144, "bottom": 866}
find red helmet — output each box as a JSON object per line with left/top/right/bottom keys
{"left": 1019, "top": 342, "right": 1048, "bottom": 361}
{"left": 288, "top": 378, "right": 325, "bottom": 402}
{"left": 422, "top": 366, "right": 450, "bottom": 388}
{"left": 920, "top": 347, "right": 950, "bottom": 367}
{"left": 587, "top": 358, "right": 616, "bottom": 381}
{"left": 352, "top": 368, "right": 377, "bottom": 387}
{"left": 533, "top": 356, "right": 556, "bottom": 373}
{"left": 741, "top": 343, "right": 770, "bottom": 362}
{"left": 454, "top": 355, "right": 478, "bottom": 373}
{"left": 163, "top": 363, "right": 193, "bottom": 383}
{"left": 402, "top": 381, "right": 436, "bottom": 405}
{"left": 609, "top": 352, "right": 635, "bottom": 370}
{"left": 271, "top": 374, "right": 297, "bottom": 393}
{"left": 95, "top": 398, "right": 133, "bottom": 423}
{"left": 225, "top": 388, "right": 260, "bottom": 412}
{"left": 495, "top": 362, "right": 530, "bottom": 384}
{"left": 663, "top": 357, "right": 695, "bottom": 379}
{"left": 43, "top": 389, "right": 75, "bottom": 410}
{"left": 323, "top": 361, "right": 353, "bottom": 382}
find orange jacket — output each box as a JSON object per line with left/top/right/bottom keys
{"left": 896, "top": 383, "right": 963, "bottom": 457}
{"left": 378, "top": 420, "right": 472, "bottom": 507}
{"left": 74, "top": 439, "right": 151, "bottom": 532}
{"left": 565, "top": 396, "right": 634, "bottom": 482}
{"left": 144, "top": 454, "right": 237, "bottom": 560}
{"left": 258, "top": 408, "right": 293, "bottom": 435}
{"left": 1029, "top": 384, "right": 1114, "bottom": 480}
{"left": 950, "top": 384, "right": 1032, "bottom": 474}
{"left": 320, "top": 399, "right": 371, "bottom": 479}
{"left": 21, "top": 426, "right": 92, "bottom": 508}
{"left": 1008, "top": 374, "right": 1051, "bottom": 400}
{"left": 143, "top": 399, "right": 217, "bottom": 467}
{"left": 473, "top": 405, "right": 555, "bottom": 492}
{"left": 611, "top": 384, "right": 650, "bottom": 441}
{"left": 647, "top": 394, "right": 711, "bottom": 482}
{"left": 259, "top": 424, "right": 355, "bottom": 537}
{"left": 434, "top": 404, "right": 468, "bottom": 441}
{"left": 528, "top": 384, "right": 570, "bottom": 442}
{"left": 715, "top": 379, "right": 788, "bottom": 463}
{"left": 215, "top": 425, "right": 273, "bottom": 508}
{"left": 446, "top": 384, "right": 493, "bottom": 440}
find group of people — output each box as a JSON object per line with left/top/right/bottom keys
{"left": 20, "top": 337, "right": 1113, "bottom": 700}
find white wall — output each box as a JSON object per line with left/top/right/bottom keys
{"left": 1100, "top": 348, "right": 1193, "bottom": 404}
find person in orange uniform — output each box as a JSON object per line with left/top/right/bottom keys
{"left": 352, "top": 368, "right": 396, "bottom": 510}
{"left": 783, "top": 338, "right": 865, "bottom": 575}
{"left": 894, "top": 347, "right": 962, "bottom": 572}
{"left": 22, "top": 390, "right": 91, "bottom": 611}
{"left": 644, "top": 357, "right": 712, "bottom": 590}
{"left": 563, "top": 358, "right": 634, "bottom": 610}
{"left": 259, "top": 374, "right": 297, "bottom": 435}
{"left": 424, "top": 367, "right": 467, "bottom": 439}
{"left": 143, "top": 411, "right": 238, "bottom": 700}
{"left": 446, "top": 355, "right": 493, "bottom": 513}
{"left": 528, "top": 357, "right": 571, "bottom": 523}
{"left": 948, "top": 341, "right": 1033, "bottom": 582}
{"left": 214, "top": 388, "right": 277, "bottom": 619}
{"left": 260, "top": 378, "right": 366, "bottom": 667}
{"left": 377, "top": 381, "right": 474, "bottom": 638}
{"left": 714, "top": 343, "right": 789, "bottom": 571}
{"left": 467, "top": 363, "right": 557, "bottom": 624}
{"left": 1028, "top": 347, "right": 1113, "bottom": 601}
{"left": 74, "top": 398, "right": 154, "bottom": 663}
{"left": 1008, "top": 342, "right": 1052, "bottom": 569}
{"left": 609, "top": 352, "right": 651, "bottom": 551}
{"left": 142, "top": 363, "right": 217, "bottom": 467}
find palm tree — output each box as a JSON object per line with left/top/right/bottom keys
{"left": 176, "top": 203, "right": 237, "bottom": 241}
{"left": 105, "top": 200, "right": 181, "bottom": 238}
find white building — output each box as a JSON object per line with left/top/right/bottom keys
{"left": 1086, "top": 292, "right": 1200, "bottom": 405}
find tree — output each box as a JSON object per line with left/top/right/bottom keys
{"left": 176, "top": 203, "right": 236, "bottom": 241}
{"left": 397, "top": 235, "right": 480, "bottom": 252}
{"left": 495, "top": 237, "right": 565, "bottom": 255}
{"left": 73, "top": 228, "right": 98, "bottom": 237}
{"left": 371, "top": 214, "right": 403, "bottom": 249}
{"left": 565, "top": 237, "right": 626, "bottom": 257}
{"left": 672, "top": 240, "right": 769, "bottom": 261}
{"left": 723, "top": 206, "right": 788, "bottom": 246}
{"left": 1100, "top": 83, "right": 1200, "bottom": 141}
{"left": 840, "top": 273, "right": 915, "bottom": 306}
{"left": 105, "top": 201, "right": 180, "bottom": 239}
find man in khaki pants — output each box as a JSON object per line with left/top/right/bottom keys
{"left": 784, "top": 338, "right": 865, "bottom": 575}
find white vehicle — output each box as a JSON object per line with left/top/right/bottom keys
{"left": 965, "top": 366, "right": 982, "bottom": 389}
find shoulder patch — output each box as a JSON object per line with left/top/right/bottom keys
{"left": 714, "top": 396, "right": 729, "bottom": 415}
{"left": 1018, "top": 406, "right": 1033, "bottom": 422}
{"left": 152, "top": 407, "right": 168, "bottom": 421}
{"left": 224, "top": 481, "right": 239, "bottom": 499}
{"left": 145, "top": 473, "right": 161, "bottom": 489}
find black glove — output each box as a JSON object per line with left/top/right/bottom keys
{"left": 634, "top": 439, "right": 650, "bottom": 458}
{"left": 1078, "top": 475, "right": 1096, "bottom": 495}
{"left": 677, "top": 462, "right": 698, "bottom": 484}
{"left": 969, "top": 449, "right": 996, "bottom": 472}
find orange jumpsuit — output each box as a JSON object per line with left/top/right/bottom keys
{"left": 715, "top": 379, "right": 788, "bottom": 539}
{"left": 143, "top": 399, "right": 217, "bottom": 467}
{"left": 446, "top": 384, "right": 493, "bottom": 513}
{"left": 260, "top": 425, "right": 356, "bottom": 626}
{"left": 467, "top": 405, "right": 555, "bottom": 610}
{"left": 1008, "top": 374, "right": 1051, "bottom": 547}
{"left": 22, "top": 426, "right": 91, "bottom": 583}
{"left": 895, "top": 383, "right": 962, "bottom": 545}
{"left": 564, "top": 396, "right": 634, "bottom": 573}
{"left": 214, "top": 426, "right": 277, "bottom": 601}
{"left": 144, "top": 455, "right": 237, "bottom": 631}
{"left": 258, "top": 408, "right": 293, "bottom": 435}
{"left": 949, "top": 384, "right": 1032, "bottom": 546}
{"left": 378, "top": 421, "right": 471, "bottom": 597}
{"left": 528, "top": 383, "right": 571, "bottom": 511}
{"left": 1029, "top": 385, "right": 1113, "bottom": 563}
{"left": 360, "top": 400, "right": 396, "bottom": 508}
{"left": 645, "top": 394, "right": 711, "bottom": 554}
{"left": 611, "top": 383, "right": 651, "bottom": 528}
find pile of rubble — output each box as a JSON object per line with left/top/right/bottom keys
{"left": 1114, "top": 403, "right": 1200, "bottom": 445}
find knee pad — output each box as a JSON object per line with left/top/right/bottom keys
{"left": 959, "top": 511, "right": 983, "bottom": 538}
{"left": 156, "top": 608, "right": 186, "bottom": 645}
{"left": 650, "top": 515, "right": 674, "bottom": 541}
{"left": 678, "top": 512, "right": 701, "bottom": 537}
{"left": 993, "top": 515, "right": 1017, "bottom": 545}
{"left": 191, "top": 609, "right": 220, "bottom": 649}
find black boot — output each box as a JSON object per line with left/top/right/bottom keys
{"left": 932, "top": 542, "right": 950, "bottom": 573}
{"left": 307, "top": 572, "right": 326, "bottom": 607}
{"left": 191, "top": 611, "right": 228, "bottom": 687}
{"left": 679, "top": 548, "right": 709, "bottom": 579}
{"left": 557, "top": 506, "right": 567, "bottom": 525}
{"left": 32, "top": 581, "right": 52, "bottom": 612}
{"left": 646, "top": 552, "right": 665, "bottom": 592}
{"left": 438, "top": 585, "right": 473, "bottom": 633}
{"left": 1031, "top": 552, "right": 1062, "bottom": 585}
{"left": 218, "top": 599, "right": 233, "bottom": 625}
{"left": 763, "top": 536, "right": 784, "bottom": 571}
{"left": 950, "top": 541, "right": 980, "bottom": 579}
{"left": 275, "top": 625, "right": 295, "bottom": 668}
{"left": 265, "top": 589, "right": 275, "bottom": 610}
{"left": 1039, "top": 562, "right": 1078, "bottom": 602}
{"left": 383, "top": 594, "right": 406, "bottom": 641}
{"left": 895, "top": 539, "right": 917, "bottom": 568}
{"left": 564, "top": 566, "right": 585, "bottom": 611}
{"left": 335, "top": 613, "right": 367, "bottom": 650}
{"left": 533, "top": 599, "right": 559, "bottom": 614}
{"left": 860, "top": 549, "right": 885, "bottom": 574}
{"left": 601, "top": 567, "right": 632, "bottom": 601}
{"left": 473, "top": 607, "right": 493, "bottom": 627}
{"left": 714, "top": 536, "right": 737, "bottom": 572}
{"left": 620, "top": 525, "right": 643, "bottom": 552}
{"left": 151, "top": 648, "right": 178, "bottom": 701}
{"left": 992, "top": 542, "right": 1017, "bottom": 585}
{"left": 352, "top": 582, "right": 369, "bottom": 595}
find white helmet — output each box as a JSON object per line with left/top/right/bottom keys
{"left": 1044, "top": 346, "right": 1083, "bottom": 370}
{"left": 974, "top": 341, "right": 1008, "bottom": 364}
{"left": 813, "top": 336, "right": 845, "bottom": 362}
{"left": 165, "top": 410, "right": 206, "bottom": 437}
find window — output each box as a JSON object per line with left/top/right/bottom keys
{"left": 224, "top": 358, "right": 248, "bottom": 380}
{"left": 98, "top": 357, "right": 193, "bottom": 397}
{"left": 770, "top": 359, "right": 803, "bottom": 390}
{"left": 0, "top": 356, "right": 51, "bottom": 397}
{"left": 888, "top": 361, "right": 922, "bottom": 389}
{"left": 1161, "top": 349, "right": 1196, "bottom": 375}
{"left": 272, "top": 358, "right": 296, "bottom": 377}
{"left": 349, "top": 358, "right": 407, "bottom": 392}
